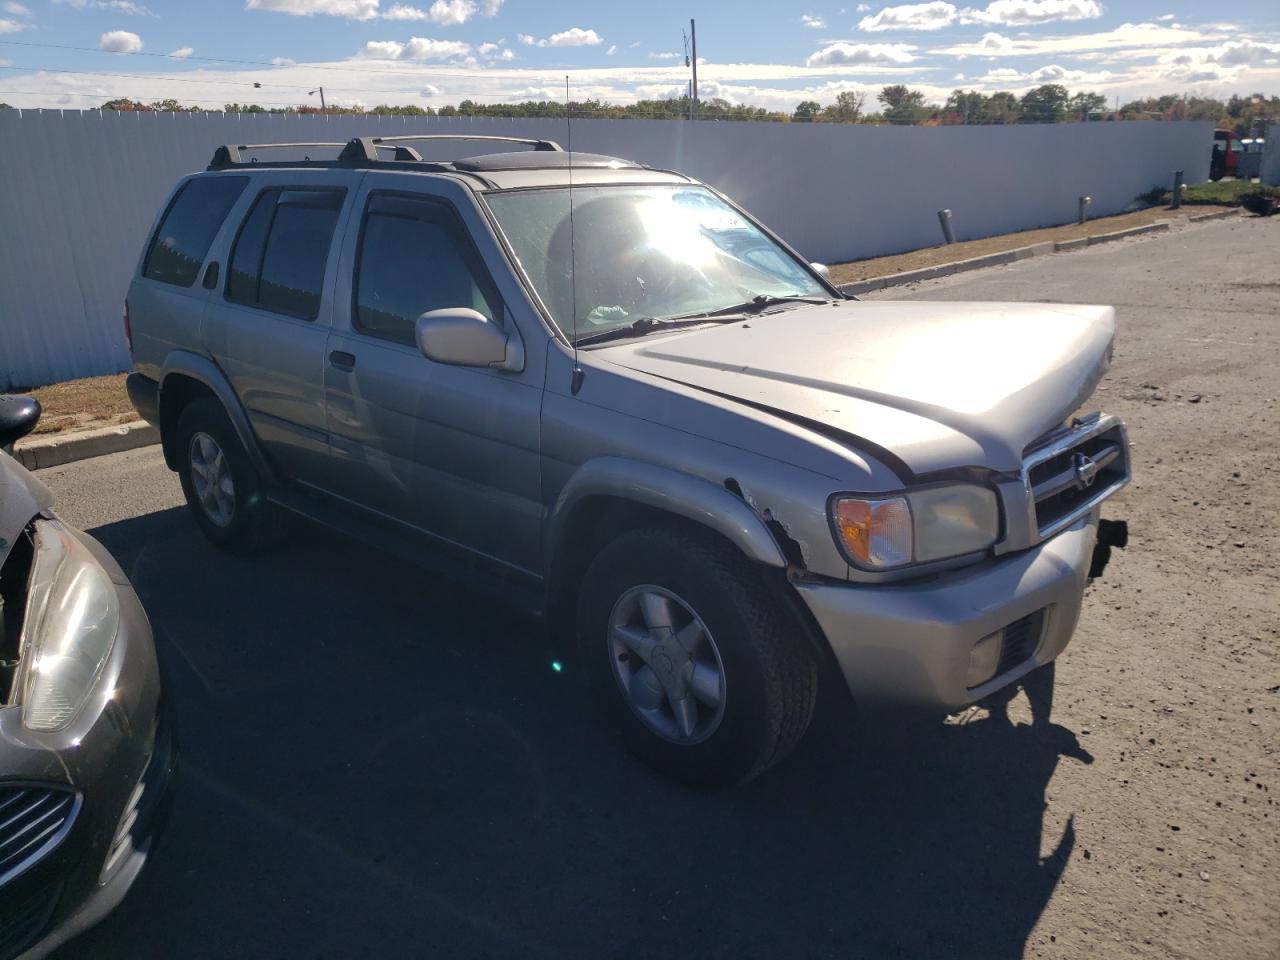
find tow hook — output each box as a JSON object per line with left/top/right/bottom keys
{"left": 1089, "top": 519, "right": 1129, "bottom": 580}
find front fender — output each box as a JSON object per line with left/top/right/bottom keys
{"left": 546, "top": 456, "right": 788, "bottom": 569}
{"left": 158, "top": 351, "right": 276, "bottom": 484}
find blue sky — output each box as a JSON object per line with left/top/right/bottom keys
{"left": 1, "top": 0, "right": 1277, "bottom": 110}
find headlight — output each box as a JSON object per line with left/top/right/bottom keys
{"left": 832, "top": 485, "right": 999, "bottom": 571}
{"left": 18, "top": 520, "right": 119, "bottom": 732}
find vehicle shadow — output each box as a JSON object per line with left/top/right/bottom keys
{"left": 59, "top": 507, "right": 1093, "bottom": 960}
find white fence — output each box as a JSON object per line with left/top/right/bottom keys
{"left": 0, "top": 110, "right": 1211, "bottom": 389}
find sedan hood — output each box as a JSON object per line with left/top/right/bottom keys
{"left": 0, "top": 451, "right": 51, "bottom": 567}
{"left": 598, "top": 299, "right": 1116, "bottom": 477}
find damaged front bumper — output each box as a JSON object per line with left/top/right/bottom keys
{"left": 794, "top": 510, "right": 1126, "bottom": 713}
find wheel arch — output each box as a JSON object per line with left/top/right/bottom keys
{"left": 544, "top": 457, "right": 788, "bottom": 629}
{"left": 157, "top": 351, "right": 275, "bottom": 484}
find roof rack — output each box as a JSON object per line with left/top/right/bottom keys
{"left": 208, "top": 134, "right": 563, "bottom": 170}
{"left": 209, "top": 142, "right": 347, "bottom": 167}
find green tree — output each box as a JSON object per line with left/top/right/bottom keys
{"left": 1020, "top": 84, "right": 1070, "bottom": 123}
{"left": 1067, "top": 91, "right": 1107, "bottom": 121}
{"left": 823, "top": 90, "right": 865, "bottom": 123}
{"left": 944, "top": 89, "right": 988, "bottom": 124}
{"left": 793, "top": 100, "right": 821, "bottom": 122}
{"left": 878, "top": 84, "right": 927, "bottom": 125}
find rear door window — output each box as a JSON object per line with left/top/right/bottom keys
{"left": 353, "top": 194, "right": 500, "bottom": 346}
{"left": 226, "top": 188, "right": 345, "bottom": 320}
{"left": 143, "top": 176, "right": 248, "bottom": 287}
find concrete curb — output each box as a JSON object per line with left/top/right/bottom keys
{"left": 1188, "top": 208, "right": 1240, "bottom": 223}
{"left": 13, "top": 421, "right": 159, "bottom": 471}
{"left": 1083, "top": 220, "right": 1171, "bottom": 246}
{"left": 839, "top": 220, "right": 1172, "bottom": 295}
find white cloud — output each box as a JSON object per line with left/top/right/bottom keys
{"left": 169, "top": 46, "right": 193, "bottom": 58}
{"left": 859, "top": 2, "right": 956, "bottom": 31}
{"left": 977, "top": 31, "right": 1014, "bottom": 52}
{"left": 0, "top": 16, "right": 24, "bottom": 31}
{"left": 606, "top": 44, "right": 617, "bottom": 55}
{"left": 518, "top": 27, "right": 603, "bottom": 48}
{"left": 649, "top": 51, "right": 679, "bottom": 59}
{"left": 420, "top": 83, "right": 442, "bottom": 96}
{"left": 384, "top": 0, "right": 472, "bottom": 24}
{"left": 1156, "top": 13, "right": 1174, "bottom": 21}
{"left": 510, "top": 85, "right": 560, "bottom": 100}
{"left": 1209, "top": 39, "right": 1280, "bottom": 66}
{"left": 96, "top": 0, "right": 154, "bottom": 13}
{"left": 548, "top": 27, "right": 602, "bottom": 47}
{"left": 271, "top": 56, "right": 296, "bottom": 66}
{"left": 801, "top": 14, "right": 826, "bottom": 28}
{"left": 856, "top": 3, "right": 871, "bottom": 10}
{"left": 2, "top": 2, "right": 30, "bottom": 15}
{"left": 938, "top": 22, "right": 1218, "bottom": 58}
{"left": 480, "top": 0, "right": 500, "bottom": 13}
{"left": 477, "top": 41, "right": 498, "bottom": 54}
{"left": 357, "top": 36, "right": 472, "bottom": 59}
{"left": 806, "top": 41, "right": 917, "bottom": 65}
{"left": 99, "top": 30, "right": 143, "bottom": 53}
{"left": 246, "top": 0, "right": 380, "bottom": 20}
{"left": 959, "top": 0, "right": 1103, "bottom": 27}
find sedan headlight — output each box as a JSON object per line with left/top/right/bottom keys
{"left": 18, "top": 520, "right": 120, "bottom": 732}
{"left": 832, "top": 485, "right": 999, "bottom": 571}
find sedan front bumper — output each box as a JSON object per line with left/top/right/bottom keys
{"left": 795, "top": 514, "right": 1100, "bottom": 712}
{"left": 1, "top": 529, "right": 171, "bottom": 960}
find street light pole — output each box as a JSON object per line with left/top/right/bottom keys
{"left": 690, "top": 19, "right": 698, "bottom": 121}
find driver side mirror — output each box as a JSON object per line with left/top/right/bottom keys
{"left": 0, "top": 395, "right": 41, "bottom": 451}
{"left": 809, "top": 262, "right": 832, "bottom": 282}
{"left": 415, "top": 308, "right": 524, "bottom": 372}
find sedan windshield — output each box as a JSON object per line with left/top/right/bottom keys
{"left": 485, "top": 185, "right": 827, "bottom": 343}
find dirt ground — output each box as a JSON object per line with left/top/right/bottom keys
{"left": 870, "top": 216, "right": 1278, "bottom": 959}
{"left": 827, "top": 206, "right": 1233, "bottom": 284}
{"left": 28, "top": 372, "right": 136, "bottom": 435}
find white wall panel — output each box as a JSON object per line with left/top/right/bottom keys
{"left": 0, "top": 110, "right": 1212, "bottom": 389}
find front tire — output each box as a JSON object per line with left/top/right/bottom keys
{"left": 577, "top": 526, "right": 818, "bottom": 787}
{"left": 175, "top": 398, "right": 276, "bottom": 553}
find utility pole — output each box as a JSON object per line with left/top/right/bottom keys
{"left": 690, "top": 19, "right": 698, "bottom": 121}
{"left": 309, "top": 86, "right": 326, "bottom": 111}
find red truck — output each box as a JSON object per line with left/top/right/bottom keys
{"left": 1211, "top": 128, "right": 1243, "bottom": 180}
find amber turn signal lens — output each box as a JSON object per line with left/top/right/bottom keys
{"left": 833, "top": 496, "right": 912, "bottom": 569}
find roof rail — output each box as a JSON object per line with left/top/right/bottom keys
{"left": 209, "top": 134, "right": 564, "bottom": 171}
{"left": 338, "top": 133, "right": 562, "bottom": 163}
{"left": 209, "top": 142, "right": 347, "bottom": 169}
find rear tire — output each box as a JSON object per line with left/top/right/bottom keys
{"left": 175, "top": 398, "right": 277, "bottom": 553}
{"left": 577, "top": 525, "right": 817, "bottom": 787}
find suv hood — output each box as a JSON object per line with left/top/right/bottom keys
{"left": 598, "top": 299, "right": 1115, "bottom": 477}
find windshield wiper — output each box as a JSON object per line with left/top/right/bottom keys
{"left": 574, "top": 313, "right": 747, "bottom": 347}
{"left": 703, "top": 293, "right": 833, "bottom": 316}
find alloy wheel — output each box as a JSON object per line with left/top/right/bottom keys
{"left": 608, "top": 585, "right": 726, "bottom": 744}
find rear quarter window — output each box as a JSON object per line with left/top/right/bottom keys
{"left": 143, "top": 176, "right": 248, "bottom": 287}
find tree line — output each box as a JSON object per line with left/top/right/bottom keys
{"left": 3, "top": 86, "right": 1269, "bottom": 135}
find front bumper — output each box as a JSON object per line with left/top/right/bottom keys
{"left": 1, "top": 529, "right": 171, "bottom": 960}
{"left": 795, "top": 514, "right": 1100, "bottom": 712}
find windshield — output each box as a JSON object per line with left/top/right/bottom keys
{"left": 485, "top": 185, "right": 827, "bottom": 343}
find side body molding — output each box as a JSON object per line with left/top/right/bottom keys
{"left": 158, "top": 350, "right": 278, "bottom": 484}
{"left": 546, "top": 457, "right": 788, "bottom": 569}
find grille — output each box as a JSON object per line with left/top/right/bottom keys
{"left": 0, "top": 787, "right": 78, "bottom": 889}
{"left": 1024, "top": 416, "right": 1129, "bottom": 541}
{"left": 996, "top": 609, "right": 1046, "bottom": 677}
{"left": 0, "top": 876, "right": 61, "bottom": 959}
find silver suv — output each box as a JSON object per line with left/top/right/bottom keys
{"left": 125, "top": 134, "right": 1130, "bottom": 785}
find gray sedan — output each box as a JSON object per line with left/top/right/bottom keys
{"left": 0, "top": 396, "right": 172, "bottom": 960}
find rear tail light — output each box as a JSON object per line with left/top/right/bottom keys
{"left": 123, "top": 300, "right": 132, "bottom": 353}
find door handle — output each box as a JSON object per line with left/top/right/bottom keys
{"left": 329, "top": 350, "right": 356, "bottom": 371}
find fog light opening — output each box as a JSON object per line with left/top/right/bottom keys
{"left": 967, "top": 629, "right": 1004, "bottom": 688}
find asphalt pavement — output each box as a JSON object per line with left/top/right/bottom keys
{"left": 43, "top": 215, "right": 1278, "bottom": 959}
